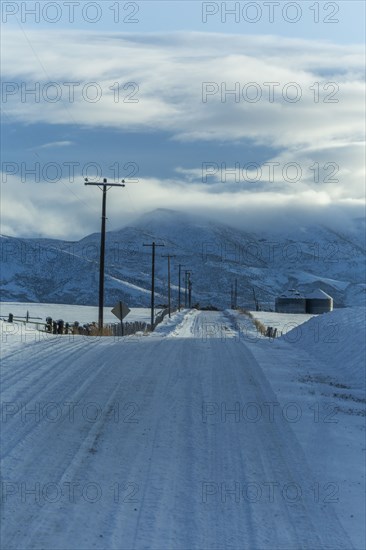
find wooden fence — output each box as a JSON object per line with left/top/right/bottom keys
{"left": 108, "top": 307, "right": 178, "bottom": 336}
{"left": 107, "top": 320, "right": 149, "bottom": 337}
{"left": 3, "top": 306, "right": 178, "bottom": 337}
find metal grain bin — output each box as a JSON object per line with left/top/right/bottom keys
{"left": 275, "top": 289, "right": 306, "bottom": 313}
{"left": 306, "top": 289, "right": 333, "bottom": 314}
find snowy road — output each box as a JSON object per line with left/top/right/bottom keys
{"left": 1, "top": 311, "right": 355, "bottom": 549}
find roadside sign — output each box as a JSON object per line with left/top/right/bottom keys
{"left": 111, "top": 301, "right": 131, "bottom": 321}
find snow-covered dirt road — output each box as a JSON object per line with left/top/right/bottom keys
{"left": 0, "top": 311, "right": 358, "bottom": 549}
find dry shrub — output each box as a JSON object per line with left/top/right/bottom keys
{"left": 236, "top": 308, "right": 267, "bottom": 335}
{"left": 237, "top": 308, "right": 253, "bottom": 319}
{"left": 253, "top": 318, "right": 267, "bottom": 335}
{"left": 88, "top": 326, "right": 114, "bottom": 337}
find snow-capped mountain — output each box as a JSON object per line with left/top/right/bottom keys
{"left": 1, "top": 209, "right": 365, "bottom": 308}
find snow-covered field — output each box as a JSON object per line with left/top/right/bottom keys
{"left": 1, "top": 306, "right": 365, "bottom": 549}
{"left": 0, "top": 301, "right": 153, "bottom": 325}
{"left": 248, "top": 310, "right": 317, "bottom": 335}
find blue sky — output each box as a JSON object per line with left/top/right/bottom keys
{"left": 3, "top": 1, "right": 365, "bottom": 42}
{"left": 1, "top": 1, "right": 365, "bottom": 238}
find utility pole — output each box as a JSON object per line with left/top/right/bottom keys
{"left": 252, "top": 287, "right": 259, "bottom": 311}
{"left": 231, "top": 278, "right": 238, "bottom": 309}
{"left": 188, "top": 273, "right": 193, "bottom": 308}
{"left": 143, "top": 241, "right": 165, "bottom": 329}
{"left": 84, "top": 177, "right": 125, "bottom": 332}
{"left": 178, "top": 263, "right": 185, "bottom": 311}
{"left": 162, "top": 254, "right": 176, "bottom": 317}
{"left": 184, "top": 270, "right": 191, "bottom": 308}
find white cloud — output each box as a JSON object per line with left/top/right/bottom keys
{"left": 177, "top": 141, "right": 365, "bottom": 201}
{"left": 1, "top": 30, "right": 364, "bottom": 150}
{"left": 1, "top": 172, "right": 364, "bottom": 240}
{"left": 38, "top": 141, "right": 74, "bottom": 149}
{"left": 1, "top": 29, "right": 365, "bottom": 238}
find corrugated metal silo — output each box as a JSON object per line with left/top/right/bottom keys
{"left": 275, "top": 289, "right": 306, "bottom": 313}
{"left": 306, "top": 289, "right": 333, "bottom": 314}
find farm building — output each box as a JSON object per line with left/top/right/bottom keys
{"left": 275, "top": 289, "right": 306, "bottom": 313}
{"left": 305, "top": 289, "right": 333, "bottom": 314}
{"left": 275, "top": 288, "right": 334, "bottom": 314}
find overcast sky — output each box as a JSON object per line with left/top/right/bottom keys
{"left": 1, "top": 1, "right": 365, "bottom": 239}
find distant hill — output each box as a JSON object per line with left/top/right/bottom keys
{"left": 1, "top": 209, "right": 365, "bottom": 308}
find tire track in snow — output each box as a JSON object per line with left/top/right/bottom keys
{"left": 2, "top": 344, "right": 139, "bottom": 549}
{"left": 1, "top": 342, "right": 95, "bottom": 403}
{"left": 128, "top": 341, "right": 183, "bottom": 549}
{"left": 2, "top": 339, "right": 167, "bottom": 550}
{"left": 1, "top": 337, "right": 96, "bottom": 389}
{"left": 1, "top": 351, "right": 113, "bottom": 460}
{"left": 1, "top": 340, "right": 110, "bottom": 459}
{"left": 22, "top": 350, "right": 133, "bottom": 549}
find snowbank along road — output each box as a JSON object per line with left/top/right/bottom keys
{"left": 0, "top": 310, "right": 359, "bottom": 549}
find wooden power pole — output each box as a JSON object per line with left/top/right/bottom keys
{"left": 162, "top": 254, "right": 176, "bottom": 318}
{"left": 84, "top": 177, "right": 125, "bottom": 332}
{"left": 178, "top": 263, "right": 185, "bottom": 311}
{"left": 143, "top": 241, "right": 165, "bottom": 329}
